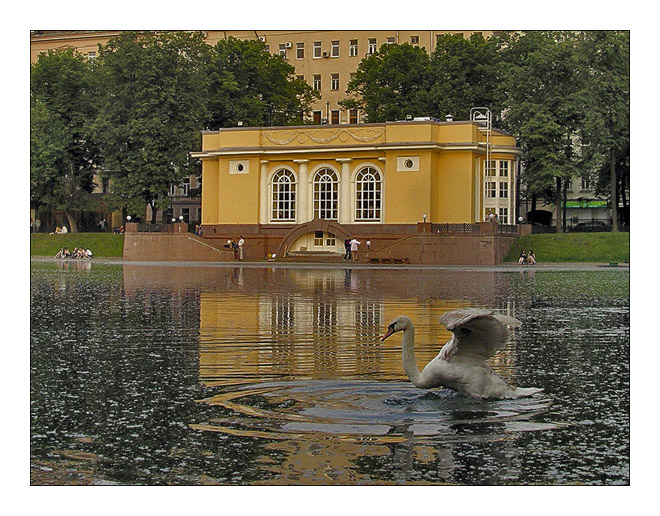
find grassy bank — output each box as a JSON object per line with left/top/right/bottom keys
{"left": 31, "top": 233, "right": 125, "bottom": 258}
{"left": 504, "top": 232, "right": 630, "bottom": 263}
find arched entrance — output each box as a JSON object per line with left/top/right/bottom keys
{"left": 276, "top": 218, "right": 349, "bottom": 258}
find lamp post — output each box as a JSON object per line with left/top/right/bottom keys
{"left": 423, "top": 214, "right": 427, "bottom": 223}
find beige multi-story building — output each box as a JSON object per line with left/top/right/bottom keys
{"left": 31, "top": 30, "right": 492, "bottom": 124}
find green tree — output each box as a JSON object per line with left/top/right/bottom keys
{"left": 499, "top": 31, "right": 586, "bottom": 232}
{"left": 341, "top": 43, "right": 431, "bottom": 122}
{"left": 576, "top": 30, "right": 630, "bottom": 231}
{"left": 428, "top": 33, "right": 502, "bottom": 121}
{"left": 94, "top": 31, "right": 210, "bottom": 223}
{"left": 206, "top": 37, "right": 319, "bottom": 128}
{"left": 30, "top": 49, "right": 99, "bottom": 233}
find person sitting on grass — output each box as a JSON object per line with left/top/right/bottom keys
{"left": 527, "top": 250, "right": 536, "bottom": 265}
{"left": 518, "top": 250, "right": 527, "bottom": 265}
{"left": 55, "top": 248, "right": 65, "bottom": 259}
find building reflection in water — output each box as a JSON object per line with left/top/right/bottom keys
{"left": 122, "top": 264, "right": 524, "bottom": 484}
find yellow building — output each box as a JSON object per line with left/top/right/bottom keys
{"left": 191, "top": 118, "right": 521, "bottom": 259}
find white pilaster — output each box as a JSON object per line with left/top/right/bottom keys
{"left": 337, "top": 158, "right": 352, "bottom": 224}
{"left": 294, "top": 160, "right": 309, "bottom": 224}
{"left": 260, "top": 161, "right": 269, "bottom": 225}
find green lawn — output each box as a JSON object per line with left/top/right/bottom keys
{"left": 504, "top": 232, "right": 630, "bottom": 263}
{"left": 31, "top": 233, "right": 125, "bottom": 258}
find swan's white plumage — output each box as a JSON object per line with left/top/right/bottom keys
{"left": 382, "top": 309, "right": 543, "bottom": 399}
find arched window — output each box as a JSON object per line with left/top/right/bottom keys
{"left": 271, "top": 169, "right": 296, "bottom": 221}
{"left": 313, "top": 168, "right": 338, "bottom": 220}
{"left": 355, "top": 167, "right": 382, "bottom": 221}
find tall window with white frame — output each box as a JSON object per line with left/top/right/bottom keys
{"left": 313, "top": 74, "right": 321, "bottom": 91}
{"left": 313, "top": 41, "right": 322, "bottom": 58}
{"left": 499, "top": 207, "right": 508, "bottom": 224}
{"left": 368, "top": 38, "right": 377, "bottom": 54}
{"left": 331, "top": 40, "right": 340, "bottom": 57}
{"left": 355, "top": 167, "right": 382, "bottom": 221}
{"left": 349, "top": 39, "right": 358, "bottom": 56}
{"left": 314, "top": 168, "right": 338, "bottom": 220}
{"left": 296, "top": 42, "right": 304, "bottom": 60}
{"left": 271, "top": 169, "right": 297, "bottom": 221}
{"left": 331, "top": 73, "right": 339, "bottom": 90}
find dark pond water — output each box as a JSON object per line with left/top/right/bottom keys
{"left": 30, "top": 261, "right": 629, "bottom": 485}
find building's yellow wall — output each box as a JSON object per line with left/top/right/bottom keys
{"left": 382, "top": 150, "right": 431, "bottom": 224}
{"left": 435, "top": 151, "right": 476, "bottom": 222}
{"left": 216, "top": 157, "right": 261, "bottom": 224}
{"left": 201, "top": 160, "right": 220, "bottom": 225}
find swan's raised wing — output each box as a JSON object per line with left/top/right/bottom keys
{"left": 438, "top": 308, "right": 521, "bottom": 362}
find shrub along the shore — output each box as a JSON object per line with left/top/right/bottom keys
{"left": 31, "top": 233, "right": 125, "bottom": 258}
{"left": 504, "top": 232, "right": 630, "bottom": 263}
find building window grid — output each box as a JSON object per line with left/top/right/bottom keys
{"left": 313, "top": 41, "right": 322, "bottom": 58}
{"left": 368, "top": 38, "right": 377, "bottom": 54}
{"left": 499, "top": 207, "right": 508, "bottom": 224}
{"left": 313, "top": 74, "right": 321, "bottom": 91}
{"left": 296, "top": 42, "right": 304, "bottom": 59}
{"left": 349, "top": 40, "right": 358, "bottom": 56}
{"left": 499, "top": 160, "right": 509, "bottom": 177}
{"left": 330, "top": 73, "right": 339, "bottom": 90}
{"left": 331, "top": 110, "right": 340, "bottom": 125}
{"left": 485, "top": 181, "right": 496, "bottom": 198}
{"left": 331, "top": 40, "right": 340, "bottom": 57}
{"left": 271, "top": 170, "right": 297, "bottom": 221}
{"left": 313, "top": 168, "right": 339, "bottom": 220}
{"left": 349, "top": 109, "right": 359, "bottom": 124}
{"left": 355, "top": 168, "right": 382, "bottom": 221}
{"left": 499, "top": 182, "right": 509, "bottom": 199}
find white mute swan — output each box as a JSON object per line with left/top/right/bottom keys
{"left": 381, "top": 309, "right": 543, "bottom": 399}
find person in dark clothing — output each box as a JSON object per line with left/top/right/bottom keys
{"left": 343, "top": 235, "right": 352, "bottom": 261}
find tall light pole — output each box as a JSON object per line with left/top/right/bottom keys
{"left": 471, "top": 107, "right": 492, "bottom": 222}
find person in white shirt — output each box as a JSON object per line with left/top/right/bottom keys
{"left": 60, "top": 225, "right": 68, "bottom": 234}
{"left": 349, "top": 238, "right": 361, "bottom": 262}
{"left": 238, "top": 236, "right": 245, "bottom": 260}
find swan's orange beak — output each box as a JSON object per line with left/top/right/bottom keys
{"left": 381, "top": 327, "right": 395, "bottom": 341}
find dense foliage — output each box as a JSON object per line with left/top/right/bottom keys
{"left": 30, "top": 49, "right": 100, "bottom": 232}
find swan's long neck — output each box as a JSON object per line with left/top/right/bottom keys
{"left": 401, "top": 325, "right": 423, "bottom": 387}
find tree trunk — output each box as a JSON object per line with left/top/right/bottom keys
{"left": 562, "top": 179, "right": 568, "bottom": 229}
{"left": 610, "top": 148, "right": 619, "bottom": 232}
{"left": 555, "top": 176, "right": 563, "bottom": 233}
{"left": 150, "top": 200, "right": 157, "bottom": 224}
{"left": 65, "top": 212, "right": 79, "bottom": 233}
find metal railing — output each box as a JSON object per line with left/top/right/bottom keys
{"left": 431, "top": 223, "right": 481, "bottom": 233}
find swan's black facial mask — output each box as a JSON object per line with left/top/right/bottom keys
{"left": 381, "top": 322, "right": 397, "bottom": 341}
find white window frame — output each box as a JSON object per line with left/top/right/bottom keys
{"left": 180, "top": 177, "right": 190, "bottom": 196}
{"left": 499, "top": 160, "right": 509, "bottom": 177}
{"left": 485, "top": 160, "right": 497, "bottom": 176}
{"left": 355, "top": 167, "right": 382, "bottom": 221}
{"left": 331, "top": 40, "right": 340, "bottom": 57}
{"left": 296, "top": 42, "right": 304, "bottom": 60}
{"left": 313, "top": 41, "right": 322, "bottom": 58}
{"left": 278, "top": 44, "right": 287, "bottom": 59}
{"left": 485, "top": 181, "right": 496, "bottom": 198}
{"left": 313, "top": 74, "right": 321, "bottom": 91}
{"left": 368, "top": 38, "right": 377, "bottom": 54}
{"left": 313, "top": 168, "right": 339, "bottom": 220}
{"left": 271, "top": 169, "right": 297, "bottom": 222}
{"left": 349, "top": 39, "right": 358, "bottom": 56}
{"left": 330, "top": 73, "right": 339, "bottom": 90}
{"left": 499, "top": 182, "right": 509, "bottom": 199}
{"left": 499, "top": 207, "right": 509, "bottom": 224}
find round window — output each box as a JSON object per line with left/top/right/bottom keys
{"left": 236, "top": 163, "right": 244, "bottom": 172}
{"left": 404, "top": 159, "right": 414, "bottom": 169}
